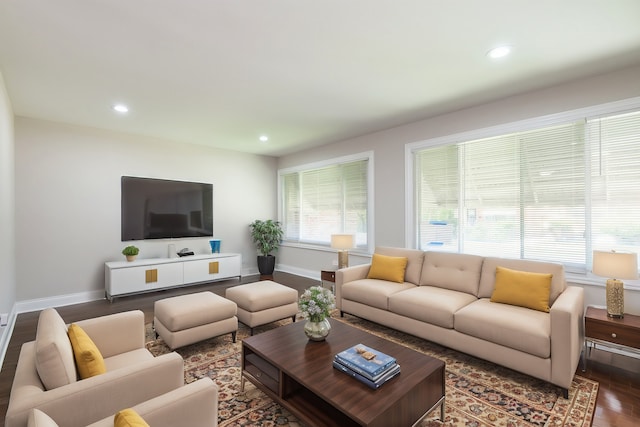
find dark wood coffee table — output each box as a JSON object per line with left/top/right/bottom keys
{"left": 241, "top": 318, "right": 445, "bottom": 427}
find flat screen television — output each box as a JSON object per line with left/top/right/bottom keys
{"left": 121, "top": 176, "right": 213, "bottom": 241}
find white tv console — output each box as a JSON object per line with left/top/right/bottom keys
{"left": 105, "top": 253, "right": 242, "bottom": 301}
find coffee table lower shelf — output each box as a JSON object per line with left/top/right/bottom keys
{"left": 242, "top": 359, "right": 360, "bottom": 426}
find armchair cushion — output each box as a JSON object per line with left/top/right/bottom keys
{"left": 67, "top": 324, "right": 106, "bottom": 379}
{"left": 35, "top": 309, "right": 77, "bottom": 390}
{"left": 114, "top": 409, "right": 149, "bottom": 427}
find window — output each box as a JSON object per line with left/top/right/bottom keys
{"left": 411, "top": 106, "right": 640, "bottom": 272}
{"left": 279, "top": 153, "right": 371, "bottom": 249}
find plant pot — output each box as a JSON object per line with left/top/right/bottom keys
{"left": 125, "top": 255, "right": 137, "bottom": 262}
{"left": 257, "top": 255, "right": 276, "bottom": 275}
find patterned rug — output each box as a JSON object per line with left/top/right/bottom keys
{"left": 145, "top": 315, "right": 598, "bottom": 427}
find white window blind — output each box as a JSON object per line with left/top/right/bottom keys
{"left": 281, "top": 158, "right": 368, "bottom": 248}
{"left": 414, "top": 108, "right": 640, "bottom": 270}
{"left": 589, "top": 110, "right": 640, "bottom": 260}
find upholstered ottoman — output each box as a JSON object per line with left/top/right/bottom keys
{"left": 225, "top": 281, "right": 298, "bottom": 335}
{"left": 154, "top": 291, "right": 238, "bottom": 349}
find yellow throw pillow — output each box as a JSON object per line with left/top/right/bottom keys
{"left": 367, "top": 253, "right": 409, "bottom": 283}
{"left": 67, "top": 323, "right": 106, "bottom": 379}
{"left": 490, "top": 266, "right": 553, "bottom": 312}
{"left": 114, "top": 409, "right": 150, "bottom": 427}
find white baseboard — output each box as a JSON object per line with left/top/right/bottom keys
{"left": 275, "top": 264, "right": 320, "bottom": 282}
{"left": 15, "top": 290, "right": 106, "bottom": 315}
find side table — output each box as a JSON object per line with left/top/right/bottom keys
{"left": 583, "top": 306, "right": 640, "bottom": 371}
{"left": 320, "top": 268, "right": 337, "bottom": 293}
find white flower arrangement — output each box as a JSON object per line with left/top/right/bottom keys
{"left": 298, "top": 286, "right": 336, "bottom": 322}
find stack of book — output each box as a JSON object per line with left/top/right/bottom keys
{"left": 333, "top": 343, "right": 400, "bottom": 389}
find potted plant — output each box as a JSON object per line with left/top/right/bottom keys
{"left": 249, "top": 219, "right": 284, "bottom": 276}
{"left": 121, "top": 245, "right": 139, "bottom": 262}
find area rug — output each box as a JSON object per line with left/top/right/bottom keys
{"left": 145, "top": 315, "right": 598, "bottom": 427}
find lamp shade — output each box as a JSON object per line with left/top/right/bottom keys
{"left": 592, "top": 250, "right": 638, "bottom": 280}
{"left": 330, "top": 234, "right": 355, "bottom": 250}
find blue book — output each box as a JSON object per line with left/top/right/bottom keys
{"left": 333, "top": 360, "right": 400, "bottom": 390}
{"left": 334, "top": 343, "right": 397, "bottom": 380}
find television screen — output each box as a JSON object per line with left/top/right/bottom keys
{"left": 121, "top": 176, "right": 213, "bottom": 241}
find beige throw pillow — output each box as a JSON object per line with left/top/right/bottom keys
{"left": 34, "top": 308, "right": 78, "bottom": 390}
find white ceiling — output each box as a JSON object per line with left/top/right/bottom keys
{"left": 1, "top": 1, "right": 640, "bottom": 157}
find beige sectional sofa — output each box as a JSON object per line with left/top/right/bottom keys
{"left": 336, "top": 247, "right": 585, "bottom": 397}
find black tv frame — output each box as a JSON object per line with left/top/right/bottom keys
{"left": 121, "top": 176, "right": 213, "bottom": 241}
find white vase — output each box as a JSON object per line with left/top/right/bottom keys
{"left": 304, "top": 317, "right": 331, "bottom": 341}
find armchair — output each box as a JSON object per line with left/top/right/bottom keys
{"left": 27, "top": 378, "right": 218, "bottom": 427}
{"left": 6, "top": 308, "right": 185, "bottom": 427}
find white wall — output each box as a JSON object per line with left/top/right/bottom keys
{"left": 277, "top": 64, "right": 640, "bottom": 314}
{"left": 14, "top": 118, "right": 278, "bottom": 302}
{"left": 0, "top": 72, "right": 15, "bottom": 316}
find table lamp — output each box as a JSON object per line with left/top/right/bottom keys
{"left": 331, "top": 234, "right": 355, "bottom": 269}
{"left": 592, "top": 250, "right": 638, "bottom": 318}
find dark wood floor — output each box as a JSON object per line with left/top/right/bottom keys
{"left": 1, "top": 272, "right": 639, "bottom": 426}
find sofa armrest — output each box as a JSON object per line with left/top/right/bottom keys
{"left": 549, "top": 285, "right": 584, "bottom": 390}
{"left": 6, "top": 351, "right": 184, "bottom": 427}
{"left": 335, "top": 264, "right": 370, "bottom": 310}
{"left": 75, "top": 310, "right": 145, "bottom": 358}
{"left": 86, "top": 378, "right": 219, "bottom": 427}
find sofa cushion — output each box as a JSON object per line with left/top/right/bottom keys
{"left": 420, "top": 252, "right": 484, "bottom": 296}
{"left": 388, "top": 286, "right": 477, "bottom": 329}
{"left": 490, "top": 266, "right": 552, "bottom": 312}
{"left": 341, "top": 279, "right": 415, "bottom": 310}
{"left": 114, "top": 409, "right": 150, "bottom": 427}
{"left": 367, "top": 253, "right": 408, "bottom": 283}
{"left": 35, "top": 308, "right": 78, "bottom": 390}
{"left": 455, "top": 299, "right": 551, "bottom": 358}
{"left": 67, "top": 323, "right": 107, "bottom": 379}
{"left": 374, "top": 247, "right": 425, "bottom": 285}
{"left": 478, "top": 257, "right": 565, "bottom": 304}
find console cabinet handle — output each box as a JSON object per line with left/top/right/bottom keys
{"left": 611, "top": 333, "right": 617, "bottom": 338}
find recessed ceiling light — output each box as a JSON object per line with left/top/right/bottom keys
{"left": 487, "top": 45, "right": 512, "bottom": 59}
{"left": 259, "top": 135, "right": 269, "bottom": 142}
{"left": 112, "top": 104, "right": 129, "bottom": 113}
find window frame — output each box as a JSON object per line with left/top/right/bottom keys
{"left": 405, "top": 96, "right": 640, "bottom": 275}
